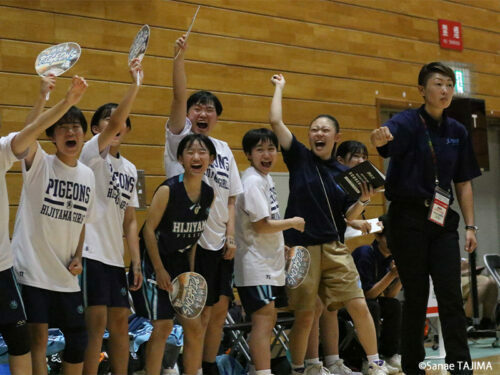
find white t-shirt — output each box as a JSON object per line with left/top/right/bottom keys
{"left": 234, "top": 167, "right": 285, "bottom": 287}
{"left": 12, "top": 144, "right": 96, "bottom": 292}
{"left": 164, "top": 118, "right": 243, "bottom": 250}
{"left": 0, "top": 133, "right": 26, "bottom": 272}
{"left": 80, "top": 135, "right": 139, "bottom": 267}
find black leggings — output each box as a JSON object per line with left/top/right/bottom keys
{"left": 0, "top": 321, "right": 30, "bottom": 356}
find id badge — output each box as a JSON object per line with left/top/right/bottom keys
{"left": 427, "top": 186, "right": 451, "bottom": 226}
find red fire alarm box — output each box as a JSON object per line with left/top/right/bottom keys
{"left": 438, "top": 19, "right": 463, "bottom": 51}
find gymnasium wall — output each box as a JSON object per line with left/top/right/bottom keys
{"left": 1, "top": 0, "right": 499, "bottom": 253}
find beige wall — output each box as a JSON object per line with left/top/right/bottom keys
{"left": 2, "top": 0, "right": 499, "bottom": 251}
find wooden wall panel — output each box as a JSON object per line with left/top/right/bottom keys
{"left": 178, "top": 0, "right": 500, "bottom": 52}
{"left": 2, "top": 4, "right": 499, "bottom": 83}
{"left": 348, "top": 0, "right": 500, "bottom": 33}
{"left": 1, "top": 39, "right": 430, "bottom": 106}
{"left": 3, "top": 0, "right": 498, "bottom": 56}
{"left": 449, "top": 0, "right": 500, "bottom": 12}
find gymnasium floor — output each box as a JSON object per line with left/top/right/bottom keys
{"left": 424, "top": 338, "right": 500, "bottom": 374}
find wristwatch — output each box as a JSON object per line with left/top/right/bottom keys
{"left": 465, "top": 225, "right": 478, "bottom": 233}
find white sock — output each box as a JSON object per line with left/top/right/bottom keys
{"left": 196, "top": 369, "right": 202, "bottom": 375}
{"left": 324, "top": 354, "right": 340, "bottom": 367}
{"left": 292, "top": 363, "right": 305, "bottom": 371}
{"left": 367, "top": 354, "right": 380, "bottom": 364}
{"left": 248, "top": 364, "right": 256, "bottom": 375}
{"left": 255, "top": 370, "right": 272, "bottom": 375}
{"left": 305, "top": 358, "right": 321, "bottom": 366}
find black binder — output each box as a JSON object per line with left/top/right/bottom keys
{"left": 334, "top": 160, "right": 385, "bottom": 199}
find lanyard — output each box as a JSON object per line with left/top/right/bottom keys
{"left": 419, "top": 114, "right": 440, "bottom": 186}
{"left": 315, "top": 165, "right": 339, "bottom": 234}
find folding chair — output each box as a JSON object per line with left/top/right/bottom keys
{"left": 465, "top": 252, "right": 499, "bottom": 347}
{"left": 223, "top": 312, "right": 252, "bottom": 363}
{"left": 484, "top": 254, "right": 500, "bottom": 287}
{"left": 270, "top": 312, "right": 294, "bottom": 357}
{"left": 223, "top": 311, "right": 295, "bottom": 366}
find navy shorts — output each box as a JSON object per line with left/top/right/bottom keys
{"left": 21, "top": 285, "right": 85, "bottom": 329}
{"left": 0, "top": 268, "right": 27, "bottom": 324}
{"left": 129, "top": 250, "right": 190, "bottom": 321}
{"left": 195, "top": 246, "right": 234, "bottom": 306}
{"left": 81, "top": 258, "right": 129, "bottom": 308}
{"left": 237, "top": 285, "right": 288, "bottom": 316}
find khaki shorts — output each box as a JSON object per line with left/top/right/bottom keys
{"left": 287, "top": 241, "right": 364, "bottom": 311}
{"left": 461, "top": 274, "right": 491, "bottom": 303}
{"left": 461, "top": 276, "right": 470, "bottom": 302}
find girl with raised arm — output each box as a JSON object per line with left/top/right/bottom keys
{"left": 80, "top": 58, "right": 144, "bottom": 375}
{"left": 270, "top": 74, "right": 389, "bottom": 375}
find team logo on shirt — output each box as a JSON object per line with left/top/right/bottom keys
{"left": 270, "top": 186, "right": 280, "bottom": 220}
{"left": 190, "top": 203, "right": 201, "bottom": 215}
{"left": 120, "top": 287, "right": 127, "bottom": 296}
{"left": 40, "top": 179, "right": 92, "bottom": 223}
{"left": 172, "top": 220, "right": 207, "bottom": 239}
{"left": 106, "top": 165, "right": 136, "bottom": 210}
{"left": 446, "top": 138, "right": 459, "bottom": 145}
{"left": 205, "top": 155, "right": 230, "bottom": 190}
{"left": 77, "top": 305, "right": 84, "bottom": 314}
{"left": 9, "top": 300, "right": 18, "bottom": 309}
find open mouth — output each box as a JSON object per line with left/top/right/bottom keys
{"left": 314, "top": 141, "right": 325, "bottom": 148}
{"left": 196, "top": 122, "right": 208, "bottom": 130}
{"left": 65, "top": 140, "right": 77, "bottom": 147}
{"left": 261, "top": 161, "right": 272, "bottom": 168}
{"left": 191, "top": 164, "right": 203, "bottom": 171}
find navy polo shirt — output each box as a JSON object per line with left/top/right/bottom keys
{"left": 282, "top": 136, "right": 356, "bottom": 246}
{"left": 377, "top": 106, "right": 481, "bottom": 203}
{"left": 352, "top": 240, "right": 392, "bottom": 292}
